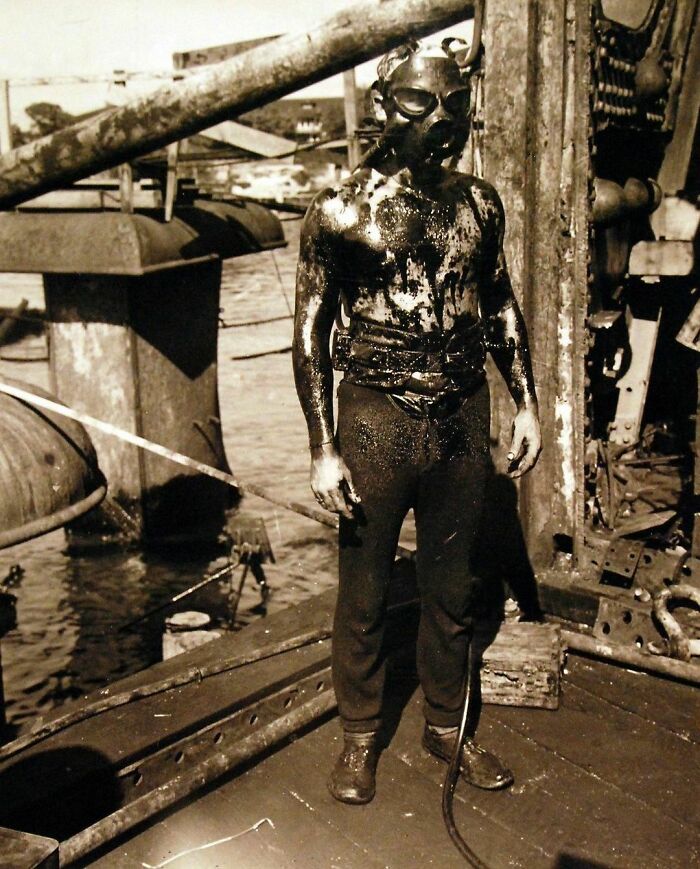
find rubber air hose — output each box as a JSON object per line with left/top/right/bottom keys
{"left": 441, "top": 639, "right": 489, "bottom": 868}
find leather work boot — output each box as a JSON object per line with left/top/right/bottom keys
{"left": 327, "top": 730, "right": 380, "bottom": 804}
{"left": 422, "top": 724, "right": 514, "bottom": 790}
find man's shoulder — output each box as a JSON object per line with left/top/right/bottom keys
{"left": 303, "top": 170, "right": 373, "bottom": 232}
{"left": 446, "top": 172, "right": 504, "bottom": 220}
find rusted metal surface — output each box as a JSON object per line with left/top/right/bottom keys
{"left": 0, "top": 212, "right": 206, "bottom": 275}
{"left": 0, "top": 201, "right": 283, "bottom": 546}
{"left": 481, "top": 0, "right": 590, "bottom": 567}
{"left": 0, "top": 378, "right": 105, "bottom": 550}
{"left": 44, "top": 258, "right": 230, "bottom": 544}
{"left": 600, "top": 538, "right": 646, "bottom": 583}
{"left": 0, "top": 828, "right": 58, "bottom": 869}
{"left": 0, "top": 0, "right": 474, "bottom": 209}
{"left": 112, "top": 663, "right": 333, "bottom": 808}
{"left": 0, "top": 201, "right": 284, "bottom": 274}
{"left": 480, "top": 0, "right": 532, "bottom": 471}
{"left": 658, "top": 0, "right": 700, "bottom": 192}
{"left": 593, "top": 596, "right": 660, "bottom": 649}
{"left": 650, "top": 583, "right": 700, "bottom": 660}
{"left": 59, "top": 688, "right": 336, "bottom": 865}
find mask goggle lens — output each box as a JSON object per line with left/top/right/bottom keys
{"left": 392, "top": 86, "right": 471, "bottom": 120}
{"left": 392, "top": 87, "right": 437, "bottom": 119}
{"left": 443, "top": 87, "right": 471, "bottom": 116}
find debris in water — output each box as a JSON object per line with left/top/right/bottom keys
{"left": 2, "top": 564, "right": 24, "bottom": 588}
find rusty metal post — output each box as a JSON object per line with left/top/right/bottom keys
{"left": 481, "top": 0, "right": 590, "bottom": 570}
{"left": 0, "top": 202, "right": 285, "bottom": 548}
{"left": 44, "top": 256, "right": 229, "bottom": 546}
{"left": 0, "top": 0, "right": 473, "bottom": 209}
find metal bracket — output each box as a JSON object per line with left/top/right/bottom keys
{"left": 593, "top": 597, "right": 660, "bottom": 653}
{"left": 609, "top": 311, "right": 661, "bottom": 446}
{"left": 600, "top": 538, "right": 645, "bottom": 586}
{"left": 650, "top": 584, "right": 700, "bottom": 661}
{"left": 117, "top": 662, "right": 333, "bottom": 803}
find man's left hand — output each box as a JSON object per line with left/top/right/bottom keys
{"left": 507, "top": 406, "right": 541, "bottom": 478}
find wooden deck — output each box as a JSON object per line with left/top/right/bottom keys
{"left": 92, "top": 649, "right": 700, "bottom": 868}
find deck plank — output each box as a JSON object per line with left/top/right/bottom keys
{"left": 92, "top": 740, "right": 382, "bottom": 869}
{"left": 272, "top": 715, "right": 549, "bottom": 868}
{"left": 384, "top": 683, "right": 688, "bottom": 869}
{"left": 564, "top": 655, "right": 700, "bottom": 742}
{"left": 487, "top": 669, "right": 700, "bottom": 833}
{"left": 476, "top": 708, "right": 695, "bottom": 866}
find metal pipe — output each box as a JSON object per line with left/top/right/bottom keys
{"left": 59, "top": 689, "right": 337, "bottom": 865}
{"left": 0, "top": 0, "right": 474, "bottom": 209}
{"left": 0, "top": 482, "right": 107, "bottom": 551}
{"left": 562, "top": 630, "right": 700, "bottom": 684}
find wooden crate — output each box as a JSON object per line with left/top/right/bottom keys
{"left": 478, "top": 621, "right": 563, "bottom": 710}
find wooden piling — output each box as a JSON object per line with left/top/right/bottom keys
{"left": 0, "top": 80, "right": 11, "bottom": 155}
{"left": 343, "top": 69, "right": 362, "bottom": 171}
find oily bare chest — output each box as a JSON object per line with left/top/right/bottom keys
{"left": 332, "top": 185, "right": 487, "bottom": 328}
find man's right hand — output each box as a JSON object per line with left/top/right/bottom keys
{"left": 310, "top": 443, "right": 360, "bottom": 520}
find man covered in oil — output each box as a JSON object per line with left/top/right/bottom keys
{"left": 293, "top": 39, "right": 541, "bottom": 805}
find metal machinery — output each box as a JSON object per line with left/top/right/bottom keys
{"left": 478, "top": 0, "right": 699, "bottom": 675}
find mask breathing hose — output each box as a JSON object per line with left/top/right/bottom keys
{"left": 441, "top": 638, "right": 489, "bottom": 868}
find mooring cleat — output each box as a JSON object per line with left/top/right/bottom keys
{"left": 422, "top": 724, "right": 514, "bottom": 790}
{"left": 328, "top": 731, "right": 380, "bottom": 804}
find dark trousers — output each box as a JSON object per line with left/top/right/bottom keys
{"left": 334, "top": 379, "right": 491, "bottom": 733}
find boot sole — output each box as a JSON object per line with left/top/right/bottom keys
{"left": 327, "top": 780, "right": 375, "bottom": 805}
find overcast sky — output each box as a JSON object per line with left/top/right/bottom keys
{"left": 0, "top": 0, "right": 473, "bottom": 128}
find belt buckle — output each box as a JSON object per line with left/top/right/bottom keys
{"left": 427, "top": 394, "right": 448, "bottom": 420}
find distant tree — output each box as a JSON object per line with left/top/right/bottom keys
{"left": 25, "top": 102, "right": 76, "bottom": 138}
{"left": 240, "top": 97, "right": 350, "bottom": 143}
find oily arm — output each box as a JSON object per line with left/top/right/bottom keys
{"left": 477, "top": 185, "right": 538, "bottom": 411}
{"left": 293, "top": 193, "right": 342, "bottom": 449}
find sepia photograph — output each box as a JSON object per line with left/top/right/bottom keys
{"left": 0, "top": 1, "right": 697, "bottom": 866}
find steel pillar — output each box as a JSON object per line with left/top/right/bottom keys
{"left": 45, "top": 260, "right": 230, "bottom": 546}
{"left": 0, "top": 204, "right": 285, "bottom": 547}
{"left": 481, "top": 0, "right": 591, "bottom": 570}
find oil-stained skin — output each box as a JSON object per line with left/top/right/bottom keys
{"left": 293, "top": 163, "right": 536, "bottom": 447}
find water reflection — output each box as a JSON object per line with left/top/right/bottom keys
{"left": 0, "top": 530, "right": 222, "bottom": 729}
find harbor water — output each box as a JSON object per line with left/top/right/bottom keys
{"left": 0, "top": 215, "right": 346, "bottom": 733}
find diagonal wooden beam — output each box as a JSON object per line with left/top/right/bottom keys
{"left": 0, "top": 0, "right": 474, "bottom": 209}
